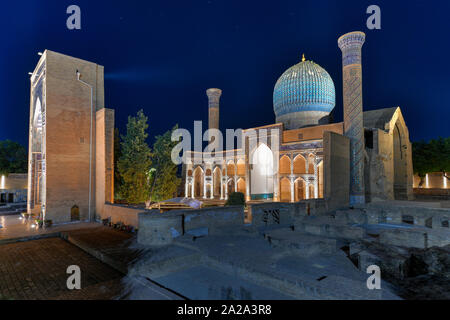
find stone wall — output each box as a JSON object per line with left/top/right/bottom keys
{"left": 95, "top": 108, "right": 115, "bottom": 219}
{"left": 138, "top": 206, "right": 245, "bottom": 246}
{"left": 41, "top": 50, "right": 105, "bottom": 223}
{"left": 0, "top": 174, "right": 27, "bottom": 203}
{"left": 413, "top": 188, "right": 450, "bottom": 201}
{"left": 323, "top": 131, "right": 350, "bottom": 209}
{"left": 99, "top": 203, "right": 145, "bottom": 227}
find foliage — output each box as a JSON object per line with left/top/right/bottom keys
{"left": 225, "top": 192, "right": 245, "bottom": 206}
{"left": 413, "top": 137, "right": 450, "bottom": 186}
{"left": 116, "top": 110, "right": 152, "bottom": 204}
{"left": 0, "top": 140, "right": 27, "bottom": 175}
{"left": 149, "top": 125, "right": 181, "bottom": 202}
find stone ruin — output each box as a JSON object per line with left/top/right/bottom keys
{"left": 124, "top": 199, "right": 450, "bottom": 299}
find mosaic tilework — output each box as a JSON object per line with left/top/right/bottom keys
{"left": 273, "top": 59, "right": 335, "bottom": 119}
{"left": 338, "top": 32, "right": 366, "bottom": 204}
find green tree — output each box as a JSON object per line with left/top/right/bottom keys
{"left": 149, "top": 125, "right": 181, "bottom": 202}
{"left": 117, "top": 110, "right": 152, "bottom": 204}
{"left": 413, "top": 137, "right": 450, "bottom": 186}
{"left": 0, "top": 140, "right": 27, "bottom": 175}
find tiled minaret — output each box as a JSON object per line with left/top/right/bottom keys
{"left": 206, "top": 88, "right": 222, "bottom": 142}
{"left": 338, "top": 31, "right": 366, "bottom": 205}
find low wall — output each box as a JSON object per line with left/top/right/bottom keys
{"left": 413, "top": 188, "right": 450, "bottom": 200}
{"left": 98, "top": 203, "right": 148, "bottom": 228}
{"left": 138, "top": 205, "right": 245, "bottom": 246}
{"left": 248, "top": 199, "right": 333, "bottom": 227}
{"left": 365, "top": 203, "right": 450, "bottom": 231}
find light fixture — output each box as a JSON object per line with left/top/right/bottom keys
{"left": 38, "top": 52, "right": 43, "bottom": 56}
{"left": 28, "top": 72, "right": 33, "bottom": 75}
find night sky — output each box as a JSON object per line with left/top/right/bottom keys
{"left": 1, "top": 0, "right": 449, "bottom": 147}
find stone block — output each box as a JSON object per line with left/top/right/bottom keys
{"left": 137, "top": 213, "right": 183, "bottom": 247}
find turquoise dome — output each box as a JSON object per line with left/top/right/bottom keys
{"left": 273, "top": 57, "right": 336, "bottom": 129}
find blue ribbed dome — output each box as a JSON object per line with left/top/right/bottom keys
{"left": 273, "top": 58, "right": 336, "bottom": 129}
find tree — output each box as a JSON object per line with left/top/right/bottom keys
{"left": 117, "top": 110, "right": 152, "bottom": 204}
{"left": 412, "top": 137, "right": 450, "bottom": 186}
{"left": 0, "top": 140, "right": 27, "bottom": 175}
{"left": 148, "top": 125, "right": 181, "bottom": 202}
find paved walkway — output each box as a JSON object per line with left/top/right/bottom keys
{"left": 0, "top": 214, "right": 99, "bottom": 243}
{"left": 0, "top": 216, "right": 183, "bottom": 300}
{"left": 0, "top": 237, "right": 124, "bottom": 300}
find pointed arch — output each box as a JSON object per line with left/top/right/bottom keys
{"left": 193, "top": 166, "right": 204, "bottom": 198}
{"left": 293, "top": 154, "right": 306, "bottom": 174}
{"left": 308, "top": 154, "right": 315, "bottom": 174}
{"left": 250, "top": 143, "right": 274, "bottom": 200}
{"left": 213, "top": 167, "right": 221, "bottom": 197}
{"left": 237, "top": 177, "right": 246, "bottom": 197}
{"left": 279, "top": 155, "right": 291, "bottom": 175}
{"left": 227, "top": 160, "right": 236, "bottom": 176}
{"left": 280, "top": 177, "right": 291, "bottom": 202}
{"left": 236, "top": 159, "right": 245, "bottom": 176}
{"left": 294, "top": 178, "right": 306, "bottom": 201}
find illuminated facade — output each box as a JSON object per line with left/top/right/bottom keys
{"left": 183, "top": 31, "right": 414, "bottom": 203}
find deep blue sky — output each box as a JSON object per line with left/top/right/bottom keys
{"left": 1, "top": 0, "right": 449, "bottom": 147}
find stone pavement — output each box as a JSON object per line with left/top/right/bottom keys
{"left": 0, "top": 214, "right": 99, "bottom": 244}
{"left": 0, "top": 218, "right": 184, "bottom": 300}
{"left": 0, "top": 237, "right": 123, "bottom": 300}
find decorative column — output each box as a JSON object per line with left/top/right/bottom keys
{"left": 224, "top": 162, "right": 228, "bottom": 200}
{"left": 202, "top": 165, "right": 207, "bottom": 199}
{"left": 290, "top": 153, "right": 294, "bottom": 202}
{"left": 220, "top": 165, "right": 224, "bottom": 200}
{"left": 314, "top": 158, "right": 319, "bottom": 199}
{"left": 185, "top": 179, "right": 188, "bottom": 198}
{"left": 305, "top": 181, "right": 310, "bottom": 199}
{"left": 206, "top": 88, "right": 222, "bottom": 142}
{"left": 210, "top": 180, "right": 213, "bottom": 199}
{"left": 191, "top": 178, "right": 195, "bottom": 198}
{"left": 338, "top": 31, "right": 366, "bottom": 205}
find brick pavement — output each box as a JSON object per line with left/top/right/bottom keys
{"left": 0, "top": 238, "right": 123, "bottom": 300}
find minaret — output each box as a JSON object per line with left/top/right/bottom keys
{"left": 206, "top": 88, "right": 222, "bottom": 132}
{"left": 338, "top": 31, "right": 366, "bottom": 205}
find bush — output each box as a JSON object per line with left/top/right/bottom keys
{"left": 225, "top": 192, "right": 245, "bottom": 206}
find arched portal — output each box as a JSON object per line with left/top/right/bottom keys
{"left": 295, "top": 178, "right": 306, "bottom": 201}
{"left": 213, "top": 167, "right": 221, "bottom": 197}
{"left": 293, "top": 155, "right": 306, "bottom": 174}
{"left": 280, "top": 177, "right": 291, "bottom": 202}
{"left": 318, "top": 161, "right": 324, "bottom": 198}
{"left": 236, "top": 159, "right": 245, "bottom": 176}
{"left": 279, "top": 155, "right": 291, "bottom": 175}
{"left": 309, "top": 184, "right": 315, "bottom": 199}
{"left": 227, "top": 179, "right": 235, "bottom": 195}
{"left": 393, "top": 123, "right": 408, "bottom": 199}
{"left": 237, "top": 178, "right": 246, "bottom": 197}
{"left": 250, "top": 144, "right": 274, "bottom": 200}
{"left": 308, "top": 154, "right": 315, "bottom": 174}
{"left": 227, "top": 161, "right": 236, "bottom": 176}
{"left": 193, "top": 166, "right": 204, "bottom": 198}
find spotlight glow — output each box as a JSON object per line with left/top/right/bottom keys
{"left": 0, "top": 175, "right": 5, "bottom": 189}
{"left": 425, "top": 174, "right": 429, "bottom": 188}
